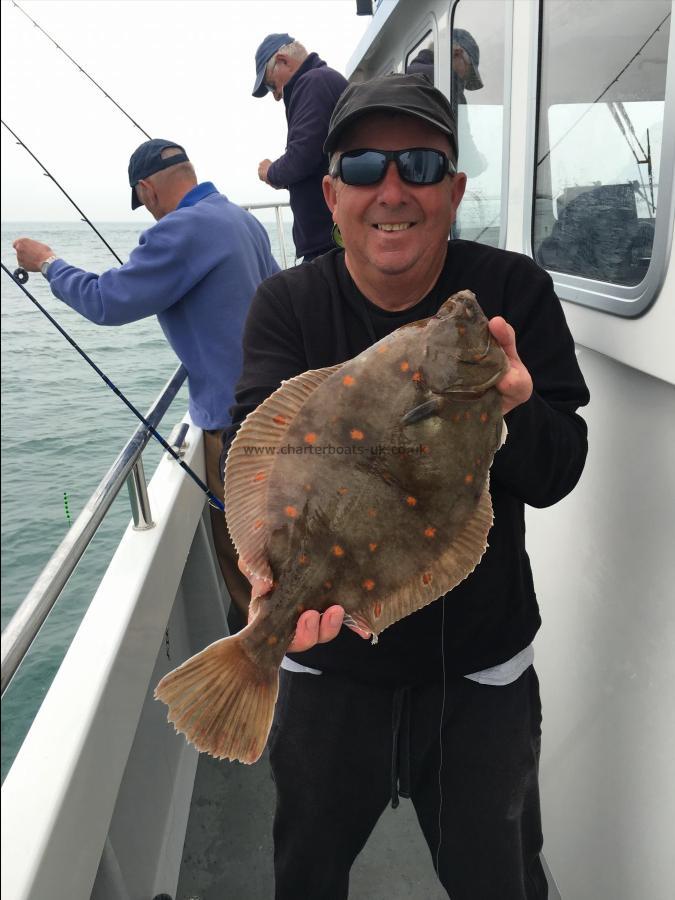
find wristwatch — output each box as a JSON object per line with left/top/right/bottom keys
{"left": 40, "top": 255, "right": 58, "bottom": 278}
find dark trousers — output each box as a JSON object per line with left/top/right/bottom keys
{"left": 203, "top": 429, "right": 251, "bottom": 625}
{"left": 269, "top": 667, "right": 547, "bottom": 900}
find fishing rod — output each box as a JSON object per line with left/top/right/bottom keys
{"left": 4, "top": 14, "right": 224, "bottom": 510}
{"left": 1, "top": 263, "right": 225, "bottom": 513}
{"left": 2, "top": 119, "right": 124, "bottom": 265}
{"left": 11, "top": 0, "right": 151, "bottom": 140}
{"left": 537, "top": 12, "right": 671, "bottom": 168}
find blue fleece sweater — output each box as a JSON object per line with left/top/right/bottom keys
{"left": 46, "top": 183, "right": 279, "bottom": 429}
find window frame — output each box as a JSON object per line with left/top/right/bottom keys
{"left": 403, "top": 18, "right": 438, "bottom": 83}
{"left": 449, "top": 0, "right": 514, "bottom": 250}
{"left": 527, "top": 0, "right": 675, "bottom": 317}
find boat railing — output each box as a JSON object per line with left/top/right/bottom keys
{"left": 0, "top": 364, "right": 188, "bottom": 696}
{"left": 242, "top": 201, "right": 292, "bottom": 268}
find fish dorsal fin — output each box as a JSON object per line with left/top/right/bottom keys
{"left": 224, "top": 365, "right": 343, "bottom": 577}
{"left": 347, "top": 481, "right": 494, "bottom": 637}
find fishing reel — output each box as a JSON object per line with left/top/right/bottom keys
{"left": 13, "top": 267, "right": 29, "bottom": 284}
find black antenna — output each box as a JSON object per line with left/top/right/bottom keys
{"left": 2, "top": 120, "right": 124, "bottom": 265}
{"left": 11, "top": 0, "right": 151, "bottom": 140}
{"left": 1, "top": 263, "right": 225, "bottom": 513}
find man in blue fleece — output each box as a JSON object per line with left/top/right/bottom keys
{"left": 253, "top": 34, "right": 348, "bottom": 262}
{"left": 13, "top": 138, "right": 279, "bottom": 622}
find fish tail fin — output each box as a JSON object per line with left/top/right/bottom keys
{"left": 154, "top": 627, "right": 279, "bottom": 764}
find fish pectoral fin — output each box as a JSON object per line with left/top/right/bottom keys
{"left": 401, "top": 397, "right": 443, "bottom": 426}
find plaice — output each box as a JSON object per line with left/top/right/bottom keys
{"left": 155, "top": 289, "right": 509, "bottom": 763}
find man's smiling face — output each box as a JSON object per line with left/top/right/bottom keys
{"left": 323, "top": 112, "right": 466, "bottom": 288}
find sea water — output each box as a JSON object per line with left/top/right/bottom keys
{"left": 0, "top": 217, "right": 294, "bottom": 780}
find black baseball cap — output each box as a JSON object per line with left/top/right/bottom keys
{"left": 128, "top": 139, "right": 190, "bottom": 210}
{"left": 323, "top": 73, "right": 458, "bottom": 166}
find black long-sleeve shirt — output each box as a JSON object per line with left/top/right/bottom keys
{"left": 225, "top": 242, "right": 590, "bottom": 686}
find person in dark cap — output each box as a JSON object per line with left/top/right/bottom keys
{"left": 13, "top": 138, "right": 279, "bottom": 628}
{"left": 406, "top": 28, "right": 487, "bottom": 178}
{"left": 227, "top": 73, "right": 588, "bottom": 898}
{"left": 452, "top": 28, "right": 487, "bottom": 178}
{"left": 252, "top": 34, "right": 347, "bottom": 262}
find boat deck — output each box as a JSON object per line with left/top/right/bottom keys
{"left": 178, "top": 750, "right": 449, "bottom": 899}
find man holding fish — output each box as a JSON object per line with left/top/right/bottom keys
{"left": 157, "top": 74, "right": 589, "bottom": 899}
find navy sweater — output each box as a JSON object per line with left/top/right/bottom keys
{"left": 46, "top": 184, "right": 279, "bottom": 429}
{"left": 267, "top": 54, "right": 348, "bottom": 259}
{"left": 226, "top": 244, "right": 589, "bottom": 686}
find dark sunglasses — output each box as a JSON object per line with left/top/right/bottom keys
{"left": 336, "top": 148, "right": 455, "bottom": 186}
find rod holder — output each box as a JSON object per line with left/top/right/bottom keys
{"left": 127, "top": 458, "right": 154, "bottom": 530}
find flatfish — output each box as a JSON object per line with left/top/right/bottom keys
{"left": 155, "top": 290, "right": 509, "bottom": 763}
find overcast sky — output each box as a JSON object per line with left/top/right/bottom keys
{"left": 1, "top": 0, "right": 371, "bottom": 222}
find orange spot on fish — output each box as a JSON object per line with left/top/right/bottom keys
{"left": 464, "top": 473, "right": 474, "bottom": 485}
{"left": 412, "top": 371, "right": 422, "bottom": 382}
{"left": 337, "top": 487, "right": 349, "bottom": 495}
{"left": 304, "top": 432, "right": 317, "bottom": 445}
{"left": 406, "top": 496, "right": 417, "bottom": 506}
{"left": 457, "top": 325, "right": 466, "bottom": 336}
{"left": 273, "top": 415, "right": 288, "bottom": 426}
{"left": 369, "top": 542, "right": 378, "bottom": 552}
{"left": 424, "top": 526, "right": 437, "bottom": 538}
{"left": 285, "top": 506, "right": 298, "bottom": 518}
{"left": 480, "top": 411, "right": 489, "bottom": 423}
{"left": 377, "top": 345, "right": 389, "bottom": 353}
{"left": 266, "top": 635, "right": 279, "bottom": 646}
{"left": 304, "top": 483, "right": 312, "bottom": 492}
{"left": 350, "top": 428, "right": 364, "bottom": 440}
{"left": 373, "top": 600, "right": 382, "bottom": 616}
{"left": 342, "top": 375, "right": 356, "bottom": 386}
{"left": 420, "top": 444, "right": 429, "bottom": 454}
{"left": 332, "top": 545, "right": 345, "bottom": 557}
{"left": 298, "top": 553, "right": 309, "bottom": 565}
{"left": 400, "top": 360, "right": 410, "bottom": 372}
{"left": 422, "top": 572, "right": 433, "bottom": 585}
{"left": 363, "top": 579, "right": 375, "bottom": 592}
{"left": 323, "top": 581, "right": 332, "bottom": 590}
{"left": 254, "top": 519, "right": 264, "bottom": 530}
{"left": 253, "top": 471, "right": 266, "bottom": 483}
{"left": 367, "top": 508, "right": 377, "bottom": 518}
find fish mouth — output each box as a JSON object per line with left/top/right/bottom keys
{"left": 374, "top": 222, "right": 415, "bottom": 232}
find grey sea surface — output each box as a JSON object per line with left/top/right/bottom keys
{"left": 0, "top": 217, "right": 293, "bottom": 781}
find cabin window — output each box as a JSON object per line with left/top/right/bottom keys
{"left": 450, "top": 0, "right": 509, "bottom": 247}
{"left": 405, "top": 32, "right": 435, "bottom": 85}
{"left": 533, "top": 0, "right": 671, "bottom": 302}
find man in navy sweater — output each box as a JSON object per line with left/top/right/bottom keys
{"left": 13, "top": 138, "right": 279, "bottom": 624}
{"left": 252, "top": 33, "right": 348, "bottom": 262}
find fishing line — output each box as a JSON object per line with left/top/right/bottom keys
{"left": 435, "top": 599, "right": 447, "bottom": 879}
{"left": 1, "top": 119, "right": 124, "bottom": 265}
{"left": 11, "top": 0, "right": 152, "bottom": 140}
{"left": 1, "top": 263, "right": 225, "bottom": 512}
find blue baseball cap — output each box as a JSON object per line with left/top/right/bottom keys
{"left": 128, "top": 139, "right": 189, "bottom": 210}
{"left": 252, "top": 33, "right": 294, "bottom": 98}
